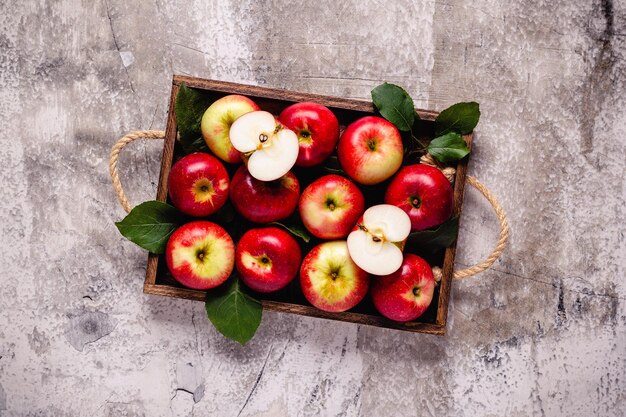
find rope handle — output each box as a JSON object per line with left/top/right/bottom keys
{"left": 109, "top": 130, "right": 166, "bottom": 213}
{"left": 109, "top": 130, "right": 509, "bottom": 280}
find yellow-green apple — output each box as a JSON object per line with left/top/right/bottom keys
{"left": 230, "top": 166, "right": 300, "bottom": 223}
{"left": 278, "top": 102, "right": 339, "bottom": 167}
{"left": 165, "top": 221, "right": 234, "bottom": 290}
{"left": 371, "top": 254, "right": 435, "bottom": 322}
{"left": 385, "top": 164, "right": 453, "bottom": 231}
{"left": 229, "top": 111, "right": 299, "bottom": 181}
{"left": 337, "top": 116, "right": 403, "bottom": 185}
{"left": 236, "top": 227, "right": 302, "bottom": 292}
{"left": 347, "top": 204, "right": 411, "bottom": 276}
{"left": 300, "top": 241, "right": 369, "bottom": 312}
{"left": 299, "top": 174, "right": 364, "bottom": 239}
{"left": 201, "top": 95, "right": 260, "bottom": 164}
{"left": 167, "top": 152, "right": 230, "bottom": 217}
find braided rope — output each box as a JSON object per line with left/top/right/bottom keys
{"left": 109, "top": 130, "right": 166, "bottom": 213}
{"left": 421, "top": 154, "right": 510, "bottom": 280}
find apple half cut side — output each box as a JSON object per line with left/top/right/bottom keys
{"left": 346, "top": 204, "right": 411, "bottom": 276}
{"left": 229, "top": 111, "right": 299, "bottom": 182}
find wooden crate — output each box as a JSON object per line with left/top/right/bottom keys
{"left": 143, "top": 75, "right": 472, "bottom": 335}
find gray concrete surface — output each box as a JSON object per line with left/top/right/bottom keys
{"left": 1, "top": 0, "right": 625, "bottom": 416}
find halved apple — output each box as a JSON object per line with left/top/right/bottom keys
{"left": 229, "top": 111, "right": 299, "bottom": 182}
{"left": 346, "top": 204, "right": 411, "bottom": 275}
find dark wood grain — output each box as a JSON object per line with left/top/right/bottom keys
{"left": 143, "top": 75, "right": 473, "bottom": 335}
{"left": 435, "top": 133, "right": 473, "bottom": 327}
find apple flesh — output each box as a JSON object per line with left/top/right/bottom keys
{"left": 300, "top": 241, "right": 369, "bottom": 312}
{"left": 337, "top": 116, "right": 403, "bottom": 185}
{"left": 201, "top": 95, "right": 260, "bottom": 164}
{"left": 385, "top": 164, "right": 454, "bottom": 231}
{"left": 167, "top": 152, "right": 230, "bottom": 217}
{"left": 236, "top": 227, "right": 302, "bottom": 293}
{"left": 278, "top": 102, "right": 340, "bottom": 167}
{"left": 165, "top": 221, "right": 235, "bottom": 290}
{"left": 346, "top": 204, "right": 412, "bottom": 276}
{"left": 229, "top": 166, "right": 300, "bottom": 223}
{"left": 299, "top": 174, "right": 364, "bottom": 239}
{"left": 229, "top": 111, "right": 300, "bottom": 181}
{"left": 371, "top": 254, "right": 435, "bottom": 322}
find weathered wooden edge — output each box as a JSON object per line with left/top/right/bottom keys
{"left": 435, "top": 133, "right": 473, "bottom": 329}
{"left": 143, "top": 82, "right": 179, "bottom": 289}
{"left": 143, "top": 74, "right": 472, "bottom": 335}
{"left": 172, "top": 75, "right": 440, "bottom": 122}
{"left": 143, "top": 283, "right": 445, "bottom": 335}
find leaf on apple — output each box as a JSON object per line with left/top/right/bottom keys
{"left": 205, "top": 277, "right": 262, "bottom": 345}
{"left": 434, "top": 102, "right": 480, "bottom": 136}
{"left": 407, "top": 216, "right": 459, "bottom": 248}
{"left": 371, "top": 83, "right": 416, "bottom": 132}
{"left": 175, "top": 82, "right": 212, "bottom": 154}
{"left": 427, "top": 132, "right": 470, "bottom": 163}
{"left": 115, "top": 201, "right": 182, "bottom": 254}
{"left": 270, "top": 221, "right": 311, "bottom": 243}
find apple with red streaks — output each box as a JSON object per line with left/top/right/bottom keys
{"left": 236, "top": 227, "right": 302, "bottom": 293}
{"left": 337, "top": 116, "right": 403, "bottom": 185}
{"left": 229, "top": 166, "right": 300, "bottom": 223}
{"left": 167, "top": 152, "right": 230, "bottom": 217}
{"left": 278, "top": 102, "right": 340, "bottom": 167}
{"left": 299, "top": 174, "right": 364, "bottom": 239}
{"left": 201, "top": 94, "right": 260, "bottom": 163}
{"left": 300, "top": 241, "right": 369, "bottom": 312}
{"left": 384, "top": 164, "right": 454, "bottom": 231}
{"left": 371, "top": 254, "right": 435, "bottom": 322}
{"left": 165, "top": 221, "right": 235, "bottom": 290}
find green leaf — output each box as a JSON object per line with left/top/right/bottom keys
{"left": 115, "top": 201, "right": 181, "bottom": 254}
{"left": 175, "top": 82, "right": 213, "bottom": 153}
{"left": 205, "top": 277, "right": 262, "bottom": 345}
{"left": 407, "top": 216, "right": 459, "bottom": 248}
{"left": 270, "top": 222, "right": 311, "bottom": 243}
{"left": 435, "top": 102, "right": 480, "bottom": 135}
{"left": 427, "top": 132, "right": 470, "bottom": 163}
{"left": 371, "top": 83, "right": 415, "bottom": 131}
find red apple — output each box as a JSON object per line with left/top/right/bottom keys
{"left": 165, "top": 221, "right": 234, "bottom": 290}
{"left": 201, "top": 95, "right": 260, "bottom": 163}
{"left": 236, "top": 227, "right": 302, "bottom": 293}
{"left": 300, "top": 241, "right": 369, "bottom": 312}
{"left": 370, "top": 254, "right": 435, "bottom": 322}
{"left": 299, "top": 175, "right": 364, "bottom": 239}
{"left": 384, "top": 164, "right": 453, "bottom": 231}
{"left": 167, "top": 152, "right": 230, "bottom": 217}
{"left": 229, "top": 166, "right": 300, "bottom": 223}
{"left": 337, "top": 116, "right": 403, "bottom": 185}
{"left": 278, "top": 102, "right": 340, "bottom": 167}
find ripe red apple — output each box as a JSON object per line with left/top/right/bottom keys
{"left": 370, "top": 254, "right": 435, "bottom": 322}
{"left": 278, "top": 102, "right": 340, "bottom": 167}
{"left": 201, "top": 95, "right": 260, "bottom": 163}
{"left": 384, "top": 164, "right": 453, "bottom": 231}
{"left": 337, "top": 116, "right": 403, "bottom": 185}
{"left": 229, "top": 166, "right": 300, "bottom": 223}
{"left": 299, "top": 175, "right": 364, "bottom": 239}
{"left": 300, "top": 241, "right": 369, "bottom": 312}
{"left": 165, "top": 221, "right": 235, "bottom": 290}
{"left": 167, "top": 152, "right": 230, "bottom": 217}
{"left": 236, "top": 227, "right": 302, "bottom": 292}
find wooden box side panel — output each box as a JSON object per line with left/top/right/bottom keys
{"left": 144, "top": 75, "right": 472, "bottom": 335}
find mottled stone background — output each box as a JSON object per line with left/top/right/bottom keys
{"left": 0, "top": 0, "right": 624, "bottom": 416}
